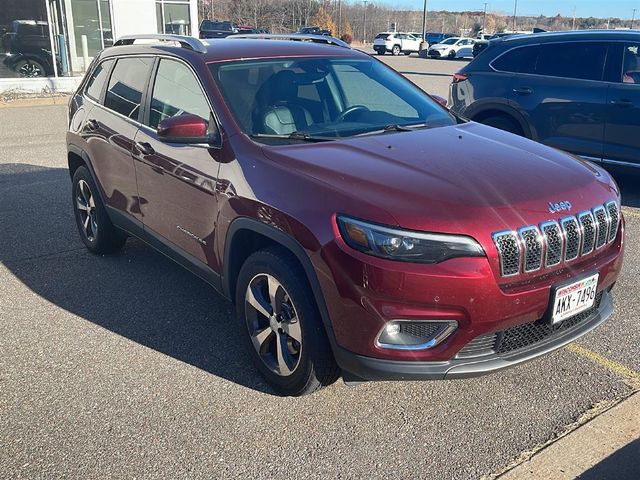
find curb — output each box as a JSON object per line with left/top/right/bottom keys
{"left": 0, "top": 96, "right": 71, "bottom": 109}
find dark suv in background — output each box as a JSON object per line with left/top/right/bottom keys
{"left": 449, "top": 30, "right": 640, "bottom": 169}
{"left": 67, "top": 34, "right": 623, "bottom": 396}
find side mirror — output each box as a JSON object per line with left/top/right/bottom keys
{"left": 430, "top": 94, "right": 448, "bottom": 108}
{"left": 157, "top": 114, "right": 218, "bottom": 144}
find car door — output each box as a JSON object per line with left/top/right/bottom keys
{"left": 509, "top": 41, "right": 609, "bottom": 159}
{"left": 133, "top": 57, "right": 222, "bottom": 268}
{"left": 83, "top": 56, "right": 153, "bottom": 223}
{"left": 603, "top": 42, "right": 640, "bottom": 166}
{"left": 456, "top": 39, "right": 474, "bottom": 58}
{"left": 405, "top": 34, "right": 420, "bottom": 52}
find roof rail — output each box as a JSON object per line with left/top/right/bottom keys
{"left": 113, "top": 34, "right": 207, "bottom": 54}
{"left": 229, "top": 33, "right": 351, "bottom": 49}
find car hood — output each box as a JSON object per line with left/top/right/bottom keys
{"left": 260, "top": 122, "right": 618, "bottom": 238}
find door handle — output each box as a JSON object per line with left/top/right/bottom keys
{"left": 85, "top": 119, "right": 99, "bottom": 131}
{"left": 610, "top": 99, "right": 633, "bottom": 108}
{"left": 513, "top": 87, "right": 533, "bottom": 95}
{"left": 135, "top": 141, "right": 155, "bottom": 156}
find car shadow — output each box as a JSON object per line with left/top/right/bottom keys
{"left": 609, "top": 168, "right": 640, "bottom": 209}
{"left": 576, "top": 438, "right": 639, "bottom": 480}
{"left": 0, "top": 163, "right": 275, "bottom": 395}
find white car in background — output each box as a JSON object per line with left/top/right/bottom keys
{"left": 373, "top": 32, "right": 422, "bottom": 56}
{"left": 427, "top": 37, "right": 476, "bottom": 59}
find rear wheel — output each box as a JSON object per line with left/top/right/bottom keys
{"left": 376, "top": 49, "right": 385, "bottom": 55}
{"left": 235, "top": 247, "right": 340, "bottom": 396}
{"left": 479, "top": 114, "right": 524, "bottom": 136}
{"left": 72, "top": 166, "right": 127, "bottom": 254}
{"left": 392, "top": 45, "right": 401, "bottom": 55}
{"left": 15, "top": 58, "right": 46, "bottom": 78}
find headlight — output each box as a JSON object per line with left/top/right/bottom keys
{"left": 337, "top": 216, "right": 485, "bottom": 264}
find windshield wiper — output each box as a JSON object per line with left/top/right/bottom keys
{"left": 250, "top": 132, "right": 334, "bottom": 142}
{"left": 355, "top": 123, "right": 431, "bottom": 137}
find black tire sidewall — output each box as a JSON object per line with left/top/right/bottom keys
{"left": 235, "top": 249, "right": 333, "bottom": 396}
{"left": 481, "top": 115, "right": 523, "bottom": 136}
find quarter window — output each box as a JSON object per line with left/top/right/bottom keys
{"left": 85, "top": 59, "right": 113, "bottom": 102}
{"left": 148, "top": 59, "right": 211, "bottom": 129}
{"left": 535, "top": 42, "right": 607, "bottom": 81}
{"left": 104, "top": 57, "right": 153, "bottom": 119}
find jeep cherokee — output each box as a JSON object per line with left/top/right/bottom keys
{"left": 66, "top": 34, "right": 624, "bottom": 396}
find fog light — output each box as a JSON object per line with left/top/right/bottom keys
{"left": 376, "top": 320, "right": 457, "bottom": 351}
{"left": 385, "top": 323, "right": 401, "bottom": 336}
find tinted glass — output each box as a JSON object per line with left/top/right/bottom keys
{"left": 536, "top": 42, "right": 607, "bottom": 81}
{"left": 104, "top": 57, "right": 153, "bottom": 119}
{"left": 85, "top": 59, "right": 113, "bottom": 102}
{"left": 492, "top": 45, "right": 539, "bottom": 74}
{"left": 149, "top": 59, "right": 210, "bottom": 129}
{"left": 622, "top": 44, "right": 640, "bottom": 84}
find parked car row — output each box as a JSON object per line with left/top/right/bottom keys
{"left": 449, "top": 30, "right": 640, "bottom": 168}
{"left": 199, "top": 20, "right": 269, "bottom": 39}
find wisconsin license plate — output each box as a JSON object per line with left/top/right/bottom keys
{"left": 551, "top": 274, "right": 599, "bottom": 324}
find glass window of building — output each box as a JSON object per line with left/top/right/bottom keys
{"left": 156, "top": 1, "right": 191, "bottom": 36}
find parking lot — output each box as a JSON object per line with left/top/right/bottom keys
{"left": 1, "top": 54, "right": 639, "bottom": 479}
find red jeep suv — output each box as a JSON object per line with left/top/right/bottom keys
{"left": 66, "top": 34, "right": 624, "bottom": 396}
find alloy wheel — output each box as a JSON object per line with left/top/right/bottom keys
{"left": 18, "top": 61, "right": 44, "bottom": 78}
{"left": 76, "top": 179, "right": 98, "bottom": 241}
{"left": 245, "top": 273, "right": 302, "bottom": 377}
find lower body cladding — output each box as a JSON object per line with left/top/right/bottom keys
{"left": 335, "top": 290, "right": 613, "bottom": 382}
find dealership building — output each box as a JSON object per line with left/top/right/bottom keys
{"left": 0, "top": 0, "right": 198, "bottom": 92}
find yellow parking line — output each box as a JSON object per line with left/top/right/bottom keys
{"left": 567, "top": 343, "right": 640, "bottom": 389}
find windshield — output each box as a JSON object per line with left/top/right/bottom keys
{"left": 210, "top": 57, "right": 456, "bottom": 142}
{"left": 440, "top": 38, "right": 458, "bottom": 45}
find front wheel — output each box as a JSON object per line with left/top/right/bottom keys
{"left": 448, "top": 49, "right": 456, "bottom": 59}
{"left": 15, "top": 58, "right": 46, "bottom": 77}
{"left": 235, "top": 247, "right": 340, "bottom": 396}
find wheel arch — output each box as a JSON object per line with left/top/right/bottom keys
{"left": 467, "top": 102, "right": 535, "bottom": 139}
{"left": 67, "top": 144, "right": 109, "bottom": 207}
{"left": 222, "top": 217, "right": 338, "bottom": 349}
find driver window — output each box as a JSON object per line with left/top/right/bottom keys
{"left": 148, "top": 59, "right": 211, "bottom": 129}
{"left": 623, "top": 45, "right": 640, "bottom": 84}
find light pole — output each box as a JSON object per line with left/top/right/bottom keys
{"left": 362, "top": 0, "right": 368, "bottom": 44}
{"left": 421, "top": 0, "right": 429, "bottom": 44}
{"left": 338, "top": 0, "right": 342, "bottom": 36}
{"left": 632, "top": 8, "right": 637, "bottom": 29}
{"left": 482, "top": 2, "right": 488, "bottom": 36}
{"left": 512, "top": 0, "right": 518, "bottom": 31}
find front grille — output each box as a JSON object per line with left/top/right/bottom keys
{"left": 578, "top": 211, "right": 596, "bottom": 255}
{"left": 493, "top": 231, "right": 521, "bottom": 276}
{"left": 457, "top": 291, "right": 604, "bottom": 359}
{"left": 493, "top": 202, "right": 619, "bottom": 277}
{"left": 497, "top": 291, "right": 603, "bottom": 355}
{"left": 593, "top": 206, "right": 610, "bottom": 249}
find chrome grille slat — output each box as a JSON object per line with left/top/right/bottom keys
{"left": 560, "top": 216, "right": 580, "bottom": 262}
{"left": 541, "top": 221, "right": 563, "bottom": 267}
{"left": 593, "top": 206, "right": 610, "bottom": 249}
{"left": 493, "top": 231, "right": 521, "bottom": 277}
{"left": 605, "top": 201, "right": 619, "bottom": 243}
{"left": 519, "top": 226, "right": 543, "bottom": 272}
{"left": 492, "top": 201, "right": 620, "bottom": 277}
{"left": 578, "top": 211, "right": 596, "bottom": 255}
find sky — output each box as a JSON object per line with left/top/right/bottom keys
{"left": 383, "top": 1, "right": 640, "bottom": 19}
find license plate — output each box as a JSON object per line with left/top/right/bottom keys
{"left": 551, "top": 274, "right": 599, "bottom": 324}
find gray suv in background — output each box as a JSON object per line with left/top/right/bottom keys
{"left": 449, "top": 30, "right": 640, "bottom": 169}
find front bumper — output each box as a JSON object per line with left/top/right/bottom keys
{"left": 336, "top": 290, "right": 613, "bottom": 381}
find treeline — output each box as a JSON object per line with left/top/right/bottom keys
{"left": 197, "top": 1, "right": 633, "bottom": 41}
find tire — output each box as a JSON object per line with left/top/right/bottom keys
{"left": 15, "top": 58, "right": 46, "bottom": 78}
{"left": 235, "top": 246, "right": 340, "bottom": 396}
{"left": 448, "top": 49, "right": 456, "bottom": 59}
{"left": 72, "top": 166, "right": 127, "bottom": 254}
{"left": 404, "top": 51, "right": 411, "bottom": 56}
{"left": 479, "top": 115, "right": 524, "bottom": 136}
{"left": 376, "top": 49, "right": 385, "bottom": 55}
{"left": 392, "top": 45, "right": 401, "bottom": 56}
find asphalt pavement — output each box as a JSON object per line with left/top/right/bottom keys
{"left": 1, "top": 55, "right": 639, "bottom": 479}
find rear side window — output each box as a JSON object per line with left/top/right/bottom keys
{"left": 492, "top": 45, "right": 539, "bottom": 74}
{"left": 104, "top": 57, "right": 153, "bottom": 119}
{"left": 148, "top": 59, "right": 211, "bottom": 129}
{"left": 85, "top": 59, "right": 113, "bottom": 102}
{"left": 535, "top": 42, "right": 607, "bottom": 81}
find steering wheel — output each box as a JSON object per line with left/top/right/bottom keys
{"left": 335, "top": 105, "right": 370, "bottom": 123}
